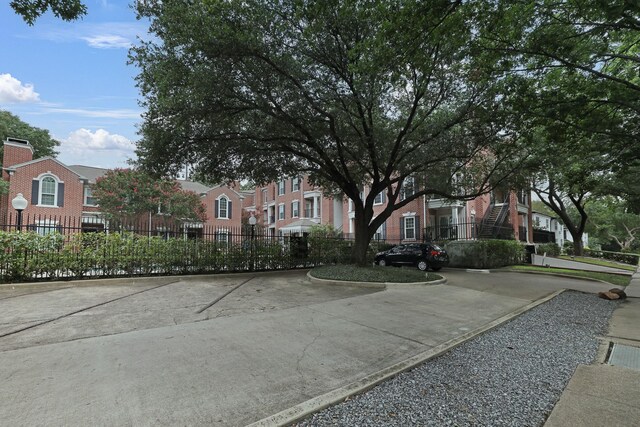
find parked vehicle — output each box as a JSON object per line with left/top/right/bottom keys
{"left": 374, "top": 243, "right": 449, "bottom": 271}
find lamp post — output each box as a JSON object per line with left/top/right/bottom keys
{"left": 248, "top": 214, "right": 257, "bottom": 271}
{"left": 11, "top": 193, "right": 28, "bottom": 232}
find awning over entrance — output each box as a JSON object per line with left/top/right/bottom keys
{"left": 278, "top": 219, "right": 319, "bottom": 234}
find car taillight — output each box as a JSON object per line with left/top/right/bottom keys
{"left": 430, "top": 250, "right": 439, "bottom": 256}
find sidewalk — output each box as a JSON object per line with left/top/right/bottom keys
{"left": 545, "top": 266, "right": 640, "bottom": 426}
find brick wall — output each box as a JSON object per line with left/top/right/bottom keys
{"left": 7, "top": 159, "right": 85, "bottom": 222}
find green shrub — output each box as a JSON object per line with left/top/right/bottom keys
{"left": 583, "top": 248, "right": 639, "bottom": 266}
{"left": 537, "top": 242, "right": 560, "bottom": 257}
{"left": 444, "top": 240, "right": 525, "bottom": 268}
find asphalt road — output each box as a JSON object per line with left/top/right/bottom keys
{"left": 0, "top": 269, "right": 613, "bottom": 426}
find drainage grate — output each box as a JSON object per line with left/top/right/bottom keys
{"left": 608, "top": 343, "right": 640, "bottom": 370}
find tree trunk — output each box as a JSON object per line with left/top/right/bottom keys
{"left": 571, "top": 237, "right": 584, "bottom": 256}
{"left": 351, "top": 215, "right": 374, "bottom": 266}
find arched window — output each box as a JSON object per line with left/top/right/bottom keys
{"left": 40, "top": 176, "right": 57, "bottom": 206}
{"left": 215, "top": 196, "right": 231, "bottom": 219}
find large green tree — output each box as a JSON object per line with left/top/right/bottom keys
{"left": 587, "top": 196, "right": 640, "bottom": 252}
{"left": 132, "top": 0, "right": 527, "bottom": 264}
{"left": 10, "top": 0, "right": 86, "bottom": 25}
{"left": 480, "top": 1, "right": 640, "bottom": 255}
{"left": 0, "top": 110, "right": 59, "bottom": 159}
{"left": 93, "top": 169, "right": 207, "bottom": 225}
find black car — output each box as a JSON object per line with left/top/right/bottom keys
{"left": 374, "top": 243, "right": 449, "bottom": 271}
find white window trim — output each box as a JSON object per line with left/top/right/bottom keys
{"left": 37, "top": 173, "right": 61, "bottom": 207}
{"left": 404, "top": 216, "right": 416, "bottom": 240}
{"left": 278, "top": 180, "right": 285, "bottom": 196}
{"left": 292, "top": 200, "right": 299, "bottom": 218}
{"left": 83, "top": 186, "right": 97, "bottom": 206}
{"left": 278, "top": 203, "right": 285, "bottom": 220}
{"left": 217, "top": 195, "right": 230, "bottom": 219}
{"left": 292, "top": 177, "right": 300, "bottom": 192}
{"left": 36, "top": 219, "right": 59, "bottom": 236}
{"left": 373, "top": 191, "right": 384, "bottom": 205}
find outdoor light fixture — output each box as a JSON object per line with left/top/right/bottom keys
{"left": 11, "top": 193, "right": 28, "bottom": 231}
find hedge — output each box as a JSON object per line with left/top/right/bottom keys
{"left": 582, "top": 248, "right": 640, "bottom": 266}
{"left": 444, "top": 239, "right": 525, "bottom": 269}
{"left": 0, "top": 230, "right": 308, "bottom": 283}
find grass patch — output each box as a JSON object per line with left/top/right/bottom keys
{"left": 507, "top": 265, "right": 631, "bottom": 287}
{"left": 558, "top": 255, "right": 638, "bottom": 272}
{"left": 311, "top": 264, "right": 442, "bottom": 283}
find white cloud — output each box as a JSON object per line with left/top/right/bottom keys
{"left": 64, "top": 128, "right": 135, "bottom": 151}
{"left": 81, "top": 35, "right": 131, "bottom": 49}
{"left": 57, "top": 128, "right": 137, "bottom": 168}
{"left": 0, "top": 74, "right": 40, "bottom": 103}
{"left": 33, "top": 22, "right": 147, "bottom": 50}
{"left": 43, "top": 107, "right": 142, "bottom": 119}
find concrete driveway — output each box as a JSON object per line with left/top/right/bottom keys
{"left": 0, "top": 269, "right": 606, "bottom": 426}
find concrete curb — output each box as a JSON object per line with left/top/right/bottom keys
{"left": 494, "top": 269, "right": 627, "bottom": 287}
{"left": 625, "top": 266, "right": 640, "bottom": 298}
{"left": 306, "top": 272, "right": 446, "bottom": 289}
{"left": 0, "top": 269, "right": 305, "bottom": 291}
{"left": 248, "top": 289, "right": 565, "bottom": 427}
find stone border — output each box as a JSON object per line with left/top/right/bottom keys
{"left": 306, "top": 271, "right": 447, "bottom": 288}
{"left": 248, "top": 289, "right": 565, "bottom": 427}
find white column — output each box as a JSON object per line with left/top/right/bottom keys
{"left": 314, "top": 196, "right": 320, "bottom": 218}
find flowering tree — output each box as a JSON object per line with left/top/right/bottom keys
{"left": 93, "top": 169, "right": 207, "bottom": 224}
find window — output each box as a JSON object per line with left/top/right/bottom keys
{"left": 373, "top": 191, "right": 385, "bottom": 205}
{"left": 40, "top": 176, "right": 57, "bottom": 206}
{"left": 278, "top": 180, "right": 285, "bottom": 196}
{"left": 36, "top": 220, "right": 58, "bottom": 236}
{"left": 400, "top": 177, "right": 415, "bottom": 201}
{"left": 216, "top": 196, "right": 229, "bottom": 219}
{"left": 84, "top": 186, "right": 97, "bottom": 206}
{"left": 404, "top": 216, "right": 416, "bottom": 240}
{"left": 216, "top": 230, "right": 229, "bottom": 245}
{"left": 278, "top": 204, "right": 285, "bottom": 220}
{"left": 291, "top": 200, "right": 299, "bottom": 218}
{"left": 373, "top": 222, "right": 386, "bottom": 240}
{"left": 292, "top": 177, "right": 300, "bottom": 191}
{"left": 262, "top": 188, "right": 268, "bottom": 204}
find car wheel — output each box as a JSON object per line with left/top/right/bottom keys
{"left": 379, "top": 259, "right": 387, "bottom": 267}
{"left": 417, "top": 260, "right": 428, "bottom": 271}
{"left": 431, "top": 266, "right": 442, "bottom": 272}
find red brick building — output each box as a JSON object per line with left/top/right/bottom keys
{"left": 1, "top": 138, "right": 247, "bottom": 235}
{"left": 254, "top": 174, "right": 533, "bottom": 244}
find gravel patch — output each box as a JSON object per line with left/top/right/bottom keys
{"left": 296, "top": 291, "right": 618, "bottom": 427}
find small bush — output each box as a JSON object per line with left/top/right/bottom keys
{"left": 537, "top": 243, "right": 560, "bottom": 257}
{"left": 445, "top": 240, "right": 525, "bottom": 269}
{"left": 583, "top": 248, "right": 639, "bottom": 266}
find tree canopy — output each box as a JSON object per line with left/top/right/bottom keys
{"left": 132, "top": 0, "right": 528, "bottom": 263}
{"left": 93, "top": 169, "right": 207, "bottom": 224}
{"left": 479, "top": 1, "right": 640, "bottom": 255}
{"left": 10, "top": 0, "right": 86, "bottom": 25}
{"left": 0, "top": 110, "right": 59, "bottom": 159}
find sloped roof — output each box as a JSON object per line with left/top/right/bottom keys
{"left": 5, "top": 157, "right": 88, "bottom": 180}
{"left": 67, "top": 165, "right": 110, "bottom": 183}
{"left": 177, "top": 180, "right": 213, "bottom": 194}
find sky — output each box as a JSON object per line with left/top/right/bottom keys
{"left": 0, "top": 0, "right": 149, "bottom": 168}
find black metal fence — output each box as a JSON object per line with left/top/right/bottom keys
{"left": 0, "top": 213, "right": 387, "bottom": 283}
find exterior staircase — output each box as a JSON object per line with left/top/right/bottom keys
{"left": 478, "top": 201, "right": 512, "bottom": 239}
